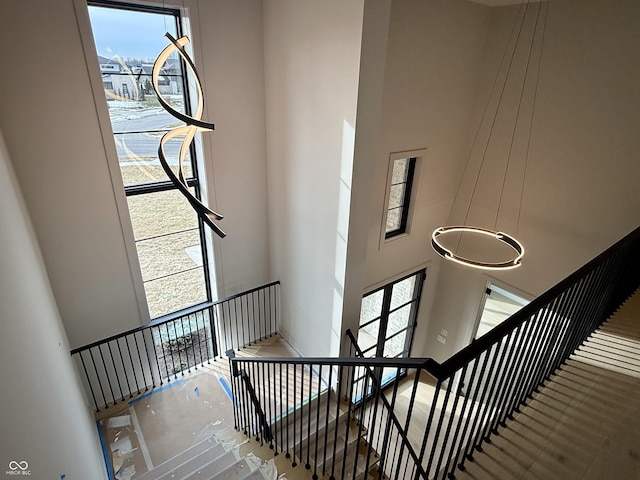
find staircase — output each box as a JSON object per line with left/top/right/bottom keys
{"left": 271, "top": 390, "right": 380, "bottom": 479}
{"left": 227, "top": 359, "right": 385, "bottom": 480}
{"left": 134, "top": 432, "right": 276, "bottom": 480}
{"left": 76, "top": 227, "right": 640, "bottom": 480}
{"left": 452, "top": 289, "right": 640, "bottom": 480}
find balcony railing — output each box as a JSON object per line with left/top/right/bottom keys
{"left": 71, "top": 281, "right": 280, "bottom": 411}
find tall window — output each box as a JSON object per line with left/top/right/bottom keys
{"left": 354, "top": 269, "right": 426, "bottom": 399}
{"left": 385, "top": 156, "right": 417, "bottom": 239}
{"left": 88, "top": 2, "right": 212, "bottom": 319}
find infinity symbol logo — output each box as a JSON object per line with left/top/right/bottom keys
{"left": 8, "top": 461, "right": 29, "bottom": 470}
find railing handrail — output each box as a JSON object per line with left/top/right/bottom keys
{"left": 229, "top": 354, "right": 440, "bottom": 371}
{"left": 439, "top": 225, "right": 640, "bottom": 378}
{"left": 70, "top": 280, "right": 281, "bottom": 354}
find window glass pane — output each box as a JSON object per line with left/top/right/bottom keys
{"left": 391, "top": 276, "right": 417, "bottom": 310}
{"left": 381, "top": 367, "right": 400, "bottom": 386}
{"left": 127, "top": 189, "right": 199, "bottom": 240}
{"left": 89, "top": 6, "right": 178, "bottom": 60}
{"left": 360, "top": 290, "right": 384, "bottom": 325}
{"left": 144, "top": 268, "right": 207, "bottom": 319}
{"left": 391, "top": 158, "right": 409, "bottom": 184}
{"left": 386, "top": 157, "right": 416, "bottom": 238}
{"left": 386, "top": 305, "right": 411, "bottom": 338}
{"left": 384, "top": 330, "right": 407, "bottom": 358}
{"left": 358, "top": 321, "right": 379, "bottom": 354}
{"left": 388, "top": 184, "right": 406, "bottom": 209}
{"left": 103, "top": 90, "right": 184, "bottom": 133}
{"left": 117, "top": 134, "right": 193, "bottom": 186}
{"left": 108, "top": 95, "right": 186, "bottom": 135}
{"left": 386, "top": 208, "right": 401, "bottom": 232}
{"left": 137, "top": 229, "right": 202, "bottom": 282}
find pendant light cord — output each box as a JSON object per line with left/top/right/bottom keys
{"left": 463, "top": 1, "right": 530, "bottom": 229}
{"left": 516, "top": 1, "right": 548, "bottom": 237}
{"left": 452, "top": 1, "right": 526, "bottom": 228}
{"left": 453, "top": 1, "right": 530, "bottom": 254}
{"left": 495, "top": 1, "right": 543, "bottom": 230}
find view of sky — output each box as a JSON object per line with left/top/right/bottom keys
{"left": 88, "top": 5, "right": 178, "bottom": 61}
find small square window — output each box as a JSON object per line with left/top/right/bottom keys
{"left": 385, "top": 156, "right": 416, "bottom": 239}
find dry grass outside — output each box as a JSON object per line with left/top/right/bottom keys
{"left": 120, "top": 163, "right": 208, "bottom": 318}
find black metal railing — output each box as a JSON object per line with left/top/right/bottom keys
{"left": 71, "top": 281, "right": 280, "bottom": 411}
{"left": 227, "top": 353, "right": 435, "bottom": 480}
{"left": 228, "top": 226, "right": 640, "bottom": 479}
{"left": 424, "top": 226, "right": 640, "bottom": 479}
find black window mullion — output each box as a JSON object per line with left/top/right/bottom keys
{"left": 88, "top": 0, "right": 179, "bottom": 16}
{"left": 124, "top": 178, "right": 198, "bottom": 196}
{"left": 388, "top": 299, "right": 417, "bottom": 316}
{"left": 376, "top": 286, "right": 393, "bottom": 358}
{"left": 359, "top": 315, "right": 383, "bottom": 330}
{"left": 405, "top": 269, "right": 426, "bottom": 356}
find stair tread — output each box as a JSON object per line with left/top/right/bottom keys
{"left": 210, "top": 458, "right": 252, "bottom": 479}
{"left": 307, "top": 420, "right": 363, "bottom": 472}
{"left": 182, "top": 451, "right": 238, "bottom": 479}
{"left": 155, "top": 444, "right": 228, "bottom": 480}
{"left": 135, "top": 438, "right": 222, "bottom": 480}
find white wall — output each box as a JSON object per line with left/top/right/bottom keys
{"left": 264, "top": 0, "right": 365, "bottom": 356}
{"left": 340, "top": 1, "right": 393, "bottom": 351}
{"left": 189, "top": 0, "right": 270, "bottom": 297}
{"left": 0, "top": 0, "right": 145, "bottom": 348}
{"left": 0, "top": 129, "right": 107, "bottom": 479}
{"left": 424, "top": 0, "right": 640, "bottom": 361}
{"left": 347, "top": 0, "right": 493, "bottom": 354}
{"left": 0, "top": 0, "right": 271, "bottom": 348}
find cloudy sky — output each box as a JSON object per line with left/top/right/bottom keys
{"left": 88, "top": 5, "right": 178, "bottom": 61}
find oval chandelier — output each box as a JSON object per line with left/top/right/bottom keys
{"left": 431, "top": 226, "right": 524, "bottom": 270}
{"left": 431, "top": 1, "right": 547, "bottom": 270}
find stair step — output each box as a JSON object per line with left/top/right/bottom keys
{"left": 238, "top": 469, "right": 267, "bottom": 480}
{"left": 135, "top": 437, "right": 222, "bottom": 480}
{"left": 303, "top": 417, "right": 362, "bottom": 473}
{"left": 208, "top": 458, "right": 253, "bottom": 479}
{"left": 324, "top": 441, "right": 380, "bottom": 480}
{"left": 155, "top": 444, "right": 228, "bottom": 480}
{"left": 275, "top": 392, "right": 339, "bottom": 452}
{"left": 271, "top": 388, "right": 333, "bottom": 436}
{"left": 182, "top": 451, "right": 238, "bottom": 479}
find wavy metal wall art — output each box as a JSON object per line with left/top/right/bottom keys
{"left": 152, "top": 33, "right": 225, "bottom": 238}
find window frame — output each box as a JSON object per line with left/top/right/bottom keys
{"left": 385, "top": 156, "right": 416, "bottom": 239}
{"left": 84, "top": 0, "right": 214, "bottom": 320}
{"left": 353, "top": 268, "right": 427, "bottom": 401}
{"left": 381, "top": 148, "right": 425, "bottom": 244}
